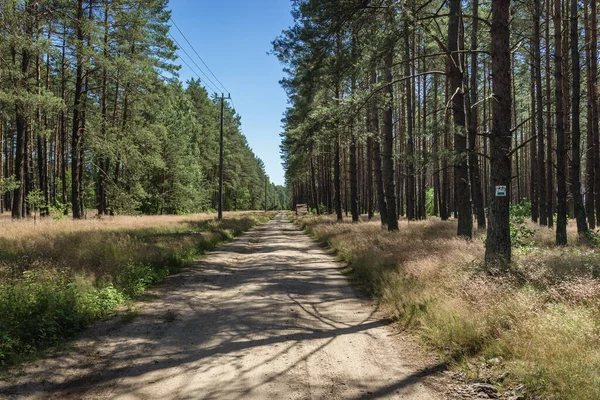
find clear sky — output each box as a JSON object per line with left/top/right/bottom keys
{"left": 167, "top": 0, "right": 294, "bottom": 186}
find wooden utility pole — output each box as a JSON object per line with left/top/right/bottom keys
{"left": 218, "top": 93, "right": 230, "bottom": 221}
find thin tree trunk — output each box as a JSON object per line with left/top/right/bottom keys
{"left": 405, "top": 21, "right": 415, "bottom": 221}
{"left": 534, "top": 0, "right": 547, "bottom": 226}
{"left": 441, "top": 74, "right": 451, "bottom": 221}
{"left": 383, "top": 37, "right": 398, "bottom": 231}
{"left": 546, "top": 0, "right": 555, "bottom": 227}
{"left": 98, "top": 2, "right": 110, "bottom": 216}
{"left": 448, "top": 0, "right": 472, "bottom": 238}
{"left": 371, "top": 71, "right": 388, "bottom": 226}
{"left": 530, "top": 59, "right": 538, "bottom": 222}
{"left": 71, "top": 0, "right": 85, "bottom": 219}
{"left": 366, "top": 92, "right": 374, "bottom": 220}
{"left": 469, "top": 0, "right": 485, "bottom": 229}
{"left": 570, "top": 0, "right": 588, "bottom": 236}
{"left": 584, "top": 0, "right": 595, "bottom": 228}
{"left": 420, "top": 38, "right": 428, "bottom": 220}
{"left": 591, "top": 0, "right": 600, "bottom": 228}
{"left": 555, "top": 0, "right": 568, "bottom": 244}
{"left": 433, "top": 74, "right": 440, "bottom": 217}
{"left": 334, "top": 125, "right": 343, "bottom": 221}
{"left": 60, "top": 24, "right": 68, "bottom": 210}
{"left": 12, "top": 2, "right": 33, "bottom": 219}
{"left": 310, "top": 155, "right": 320, "bottom": 214}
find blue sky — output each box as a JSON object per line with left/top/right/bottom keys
{"left": 168, "top": 0, "right": 294, "bottom": 186}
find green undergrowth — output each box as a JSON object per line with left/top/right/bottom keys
{"left": 0, "top": 212, "right": 274, "bottom": 366}
{"left": 295, "top": 214, "right": 600, "bottom": 400}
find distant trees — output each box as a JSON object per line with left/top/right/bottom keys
{"left": 0, "top": 0, "right": 273, "bottom": 216}
{"left": 276, "top": 0, "right": 600, "bottom": 267}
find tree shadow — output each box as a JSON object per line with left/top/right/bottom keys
{"left": 0, "top": 214, "right": 443, "bottom": 399}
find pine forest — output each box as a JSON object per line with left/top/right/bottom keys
{"left": 0, "top": 0, "right": 287, "bottom": 218}
{"left": 275, "top": 0, "right": 600, "bottom": 263}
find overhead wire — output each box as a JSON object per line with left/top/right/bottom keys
{"left": 168, "top": 31, "right": 221, "bottom": 94}
{"left": 174, "top": 50, "right": 220, "bottom": 94}
{"left": 169, "top": 17, "right": 230, "bottom": 94}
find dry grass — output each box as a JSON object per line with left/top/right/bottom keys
{"left": 0, "top": 211, "right": 262, "bottom": 281}
{"left": 298, "top": 214, "right": 600, "bottom": 399}
{"left": 0, "top": 211, "right": 247, "bottom": 239}
{"left": 0, "top": 211, "right": 274, "bottom": 365}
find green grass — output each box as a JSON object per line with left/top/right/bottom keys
{"left": 0, "top": 212, "right": 274, "bottom": 366}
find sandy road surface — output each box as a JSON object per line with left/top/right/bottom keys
{"left": 1, "top": 214, "right": 445, "bottom": 400}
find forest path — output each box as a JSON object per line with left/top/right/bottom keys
{"left": 1, "top": 214, "right": 445, "bottom": 400}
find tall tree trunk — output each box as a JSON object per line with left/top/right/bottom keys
{"left": 420, "top": 40, "right": 428, "bottom": 220}
{"left": 584, "top": 0, "right": 595, "bottom": 228}
{"left": 349, "top": 73, "right": 359, "bottom": 222}
{"left": 469, "top": 0, "right": 485, "bottom": 229}
{"left": 371, "top": 71, "right": 388, "bottom": 226}
{"left": 433, "top": 74, "right": 441, "bottom": 217}
{"left": 310, "top": 155, "right": 320, "bottom": 214}
{"left": 563, "top": 0, "right": 573, "bottom": 220}
{"left": 350, "top": 136, "right": 359, "bottom": 221}
{"left": 555, "top": 0, "right": 568, "bottom": 244}
{"left": 12, "top": 2, "right": 33, "bottom": 219}
{"left": 570, "top": 0, "right": 588, "bottom": 236}
{"left": 71, "top": 0, "right": 85, "bottom": 219}
{"left": 405, "top": 21, "right": 416, "bottom": 221}
{"left": 366, "top": 124, "right": 374, "bottom": 220}
{"left": 41, "top": 26, "right": 51, "bottom": 215}
{"left": 591, "top": 0, "right": 600, "bottom": 229}
{"left": 60, "top": 24, "right": 68, "bottom": 210}
{"left": 448, "top": 0, "right": 472, "bottom": 238}
{"left": 441, "top": 75, "right": 451, "bottom": 221}
{"left": 546, "top": 0, "right": 555, "bottom": 228}
{"left": 530, "top": 59, "right": 538, "bottom": 222}
{"left": 485, "top": 0, "right": 512, "bottom": 266}
{"left": 383, "top": 40, "right": 398, "bottom": 231}
{"left": 334, "top": 132, "right": 343, "bottom": 221}
{"left": 534, "top": 0, "right": 547, "bottom": 226}
{"left": 98, "top": 2, "right": 109, "bottom": 216}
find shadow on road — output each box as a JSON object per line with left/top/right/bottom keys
{"left": 0, "top": 215, "right": 443, "bottom": 400}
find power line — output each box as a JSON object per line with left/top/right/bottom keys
{"left": 168, "top": 32, "right": 221, "bottom": 94}
{"left": 170, "top": 17, "right": 230, "bottom": 94}
{"left": 175, "top": 50, "right": 220, "bottom": 94}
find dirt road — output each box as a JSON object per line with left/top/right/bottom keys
{"left": 1, "top": 214, "right": 445, "bottom": 400}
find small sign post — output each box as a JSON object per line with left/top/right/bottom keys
{"left": 296, "top": 204, "right": 308, "bottom": 215}
{"left": 495, "top": 185, "right": 507, "bottom": 197}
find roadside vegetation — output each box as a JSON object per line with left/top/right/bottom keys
{"left": 0, "top": 211, "right": 274, "bottom": 366}
{"left": 296, "top": 211, "right": 600, "bottom": 400}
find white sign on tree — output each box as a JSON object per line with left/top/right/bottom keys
{"left": 495, "top": 186, "right": 507, "bottom": 197}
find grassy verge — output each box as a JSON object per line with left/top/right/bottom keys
{"left": 0, "top": 211, "right": 275, "bottom": 366}
{"left": 296, "top": 214, "right": 600, "bottom": 400}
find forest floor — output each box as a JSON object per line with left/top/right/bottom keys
{"left": 0, "top": 213, "right": 458, "bottom": 400}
